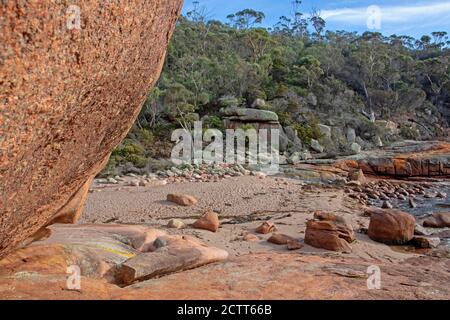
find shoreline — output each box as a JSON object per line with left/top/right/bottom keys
{"left": 1, "top": 172, "right": 448, "bottom": 299}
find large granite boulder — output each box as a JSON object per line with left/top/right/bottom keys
{"left": 0, "top": 1, "right": 182, "bottom": 258}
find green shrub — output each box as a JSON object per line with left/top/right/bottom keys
{"left": 399, "top": 124, "right": 420, "bottom": 140}
{"left": 292, "top": 123, "right": 315, "bottom": 145}
{"left": 127, "top": 154, "right": 148, "bottom": 168}
{"left": 203, "top": 115, "right": 225, "bottom": 130}
{"left": 277, "top": 112, "right": 294, "bottom": 126}
{"left": 138, "top": 128, "right": 154, "bottom": 146}
{"left": 111, "top": 139, "right": 147, "bottom": 168}
{"left": 291, "top": 114, "right": 323, "bottom": 145}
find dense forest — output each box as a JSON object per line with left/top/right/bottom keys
{"left": 104, "top": 1, "right": 450, "bottom": 175}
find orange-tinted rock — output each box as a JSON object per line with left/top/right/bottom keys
{"left": 367, "top": 208, "right": 415, "bottom": 245}
{"left": 304, "top": 212, "right": 354, "bottom": 252}
{"left": 423, "top": 212, "right": 450, "bottom": 228}
{"left": 0, "top": 1, "right": 182, "bottom": 259}
{"left": 192, "top": 211, "right": 220, "bottom": 232}
{"left": 167, "top": 193, "right": 198, "bottom": 206}
{"left": 335, "top": 141, "right": 450, "bottom": 178}
{"left": 255, "top": 221, "right": 276, "bottom": 234}
{"left": 243, "top": 233, "right": 260, "bottom": 242}
{"left": 267, "top": 233, "right": 295, "bottom": 245}
{"left": 119, "top": 235, "right": 228, "bottom": 285}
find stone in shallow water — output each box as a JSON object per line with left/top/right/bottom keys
{"left": 382, "top": 200, "right": 393, "bottom": 209}
{"left": 437, "top": 192, "right": 448, "bottom": 199}
{"left": 409, "top": 198, "right": 417, "bottom": 208}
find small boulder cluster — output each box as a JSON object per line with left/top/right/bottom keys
{"left": 345, "top": 172, "right": 443, "bottom": 208}
{"left": 157, "top": 163, "right": 256, "bottom": 183}
{"left": 243, "top": 212, "right": 356, "bottom": 253}
{"left": 252, "top": 221, "right": 303, "bottom": 250}
{"left": 166, "top": 193, "right": 220, "bottom": 233}
{"left": 94, "top": 173, "right": 166, "bottom": 188}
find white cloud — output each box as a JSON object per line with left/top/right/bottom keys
{"left": 319, "top": 1, "right": 450, "bottom": 24}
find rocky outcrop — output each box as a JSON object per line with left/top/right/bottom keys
{"left": 0, "top": 1, "right": 182, "bottom": 258}
{"left": 304, "top": 211, "right": 355, "bottom": 252}
{"left": 336, "top": 141, "right": 450, "bottom": 178}
{"left": 367, "top": 208, "right": 415, "bottom": 245}
{"left": 222, "top": 106, "right": 282, "bottom": 137}
{"left": 221, "top": 107, "right": 279, "bottom": 123}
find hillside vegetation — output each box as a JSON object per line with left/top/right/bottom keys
{"left": 103, "top": 2, "right": 450, "bottom": 175}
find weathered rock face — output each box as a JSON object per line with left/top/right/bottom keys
{"left": 0, "top": 1, "right": 182, "bottom": 258}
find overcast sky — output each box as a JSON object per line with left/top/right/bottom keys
{"left": 182, "top": 0, "right": 450, "bottom": 38}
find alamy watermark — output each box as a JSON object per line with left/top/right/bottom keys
{"left": 367, "top": 265, "right": 381, "bottom": 289}
{"left": 66, "top": 265, "right": 81, "bottom": 290}
{"left": 66, "top": 5, "right": 81, "bottom": 30}
{"left": 171, "top": 121, "right": 280, "bottom": 174}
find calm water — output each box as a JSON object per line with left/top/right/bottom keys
{"left": 368, "top": 182, "right": 450, "bottom": 218}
